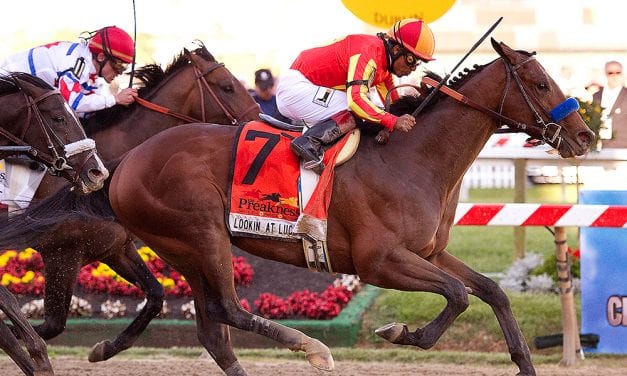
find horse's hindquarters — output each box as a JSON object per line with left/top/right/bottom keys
{"left": 109, "top": 124, "right": 235, "bottom": 248}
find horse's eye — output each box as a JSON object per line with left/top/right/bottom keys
{"left": 537, "top": 82, "right": 549, "bottom": 91}
{"left": 52, "top": 116, "right": 65, "bottom": 122}
{"left": 223, "top": 85, "right": 234, "bottom": 93}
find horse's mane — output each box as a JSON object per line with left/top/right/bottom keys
{"left": 0, "top": 72, "right": 53, "bottom": 96}
{"left": 359, "top": 60, "right": 498, "bottom": 136}
{"left": 84, "top": 42, "right": 216, "bottom": 134}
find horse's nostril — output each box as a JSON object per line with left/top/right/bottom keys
{"left": 89, "top": 169, "right": 102, "bottom": 178}
{"left": 88, "top": 168, "right": 109, "bottom": 181}
{"left": 578, "top": 131, "right": 593, "bottom": 147}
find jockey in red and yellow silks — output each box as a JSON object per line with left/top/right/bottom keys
{"left": 276, "top": 18, "right": 436, "bottom": 174}
{"left": 290, "top": 34, "right": 400, "bottom": 130}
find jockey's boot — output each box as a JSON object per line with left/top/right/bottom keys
{"left": 290, "top": 111, "right": 356, "bottom": 174}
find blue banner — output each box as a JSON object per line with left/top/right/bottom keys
{"left": 580, "top": 189, "right": 627, "bottom": 353}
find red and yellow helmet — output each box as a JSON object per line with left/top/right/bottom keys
{"left": 387, "top": 19, "right": 435, "bottom": 62}
{"left": 88, "top": 26, "right": 134, "bottom": 63}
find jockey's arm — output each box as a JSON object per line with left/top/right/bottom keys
{"left": 345, "top": 58, "right": 397, "bottom": 130}
{"left": 57, "top": 72, "right": 115, "bottom": 115}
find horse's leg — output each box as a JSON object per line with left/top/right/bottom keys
{"left": 363, "top": 247, "right": 469, "bottom": 349}
{"left": 88, "top": 239, "right": 165, "bottom": 362}
{"left": 30, "top": 251, "right": 81, "bottom": 341}
{"left": 431, "top": 250, "right": 536, "bottom": 376}
{"left": 177, "top": 237, "right": 334, "bottom": 374}
{"left": 0, "top": 286, "right": 53, "bottom": 376}
{"left": 0, "top": 319, "right": 36, "bottom": 376}
{"left": 189, "top": 289, "right": 245, "bottom": 376}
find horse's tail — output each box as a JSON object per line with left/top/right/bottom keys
{"left": 0, "top": 182, "right": 117, "bottom": 251}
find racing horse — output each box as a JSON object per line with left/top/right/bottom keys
{"left": 5, "top": 43, "right": 259, "bottom": 362}
{"left": 4, "top": 40, "right": 594, "bottom": 375}
{"left": 0, "top": 72, "right": 109, "bottom": 376}
{"left": 1, "top": 73, "right": 108, "bottom": 195}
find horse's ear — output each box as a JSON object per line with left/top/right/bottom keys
{"left": 491, "top": 38, "right": 514, "bottom": 64}
{"left": 490, "top": 38, "right": 502, "bottom": 55}
{"left": 490, "top": 38, "right": 505, "bottom": 57}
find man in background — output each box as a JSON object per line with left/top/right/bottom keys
{"left": 593, "top": 60, "right": 627, "bottom": 148}
{"left": 252, "top": 68, "right": 291, "bottom": 123}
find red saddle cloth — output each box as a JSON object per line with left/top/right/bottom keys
{"left": 227, "top": 120, "right": 350, "bottom": 241}
{"left": 227, "top": 121, "right": 301, "bottom": 240}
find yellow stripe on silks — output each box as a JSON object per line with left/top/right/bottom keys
{"left": 375, "top": 81, "right": 390, "bottom": 104}
{"left": 346, "top": 55, "right": 386, "bottom": 123}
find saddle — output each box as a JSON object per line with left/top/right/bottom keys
{"left": 258, "top": 113, "right": 360, "bottom": 167}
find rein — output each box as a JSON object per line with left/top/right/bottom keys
{"left": 417, "top": 57, "right": 563, "bottom": 147}
{"left": 135, "top": 59, "right": 257, "bottom": 125}
{"left": 0, "top": 88, "right": 97, "bottom": 182}
{"left": 134, "top": 97, "right": 199, "bottom": 123}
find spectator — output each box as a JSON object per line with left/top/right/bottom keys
{"left": 592, "top": 61, "right": 627, "bottom": 148}
{"left": 252, "top": 68, "right": 291, "bottom": 123}
{"left": 584, "top": 82, "right": 602, "bottom": 100}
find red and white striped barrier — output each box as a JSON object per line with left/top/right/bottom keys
{"left": 454, "top": 203, "right": 627, "bottom": 228}
{"left": 453, "top": 202, "right": 627, "bottom": 366}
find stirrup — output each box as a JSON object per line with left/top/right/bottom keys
{"left": 291, "top": 141, "right": 325, "bottom": 174}
{"left": 303, "top": 158, "right": 325, "bottom": 174}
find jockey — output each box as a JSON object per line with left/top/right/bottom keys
{"left": 276, "top": 18, "right": 435, "bottom": 174}
{"left": 0, "top": 25, "right": 138, "bottom": 118}
{"left": 0, "top": 26, "right": 137, "bottom": 214}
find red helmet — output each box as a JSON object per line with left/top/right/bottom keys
{"left": 387, "top": 19, "right": 435, "bottom": 62}
{"left": 88, "top": 26, "right": 134, "bottom": 63}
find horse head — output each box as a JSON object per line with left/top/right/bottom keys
{"left": 0, "top": 73, "right": 108, "bottom": 193}
{"left": 491, "top": 39, "right": 594, "bottom": 158}
{"left": 183, "top": 42, "right": 260, "bottom": 125}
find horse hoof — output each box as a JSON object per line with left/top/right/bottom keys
{"left": 88, "top": 340, "right": 111, "bottom": 362}
{"left": 515, "top": 370, "right": 536, "bottom": 376}
{"left": 304, "top": 338, "right": 334, "bottom": 371}
{"left": 375, "top": 322, "right": 406, "bottom": 343}
{"left": 224, "top": 360, "right": 248, "bottom": 376}
{"left": 33, "top": 370, "right": 54, "bottom": 376}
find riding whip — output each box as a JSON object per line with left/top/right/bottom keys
{"left": 411, "top": 16, "right": 503, "bottom": 117}
{"left": 127, "top": 0, "right": 137, "bottom": 88}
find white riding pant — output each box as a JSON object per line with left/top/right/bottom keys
{"left": 276, "top": 69, "right": 348, "bottom": 126}
{"left": 0, "top": 160, "right": 45, "bottom": 215}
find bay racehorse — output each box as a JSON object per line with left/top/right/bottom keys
{"left": 1, "top": 73, "right": 108, "bottom": 195}
{"left": 4, "top": 43, "right": 259, "bottom": 362}
{"left": 0, "top": 72, "right": 109, "bottom": 376}
{"left": 3, "top": 40, "right": 593, "bottom": 375}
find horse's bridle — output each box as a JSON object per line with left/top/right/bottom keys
{"left": 496, "top": 56, "right": 563, "bottom": 147}
{"left": 389, "top": 56, "right": 566, "bottom": 148}
{"left": 0, "top": 88, "right": 97, "bottom": 182}
{"left": 135, "top": 58, "right": 259, "bottom": 125}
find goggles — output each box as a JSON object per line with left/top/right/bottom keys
{"left": 403, "top": 50, "right": 426, "bottom": 68}
{"left": 109, "top": 58, "right": 128, "bottom": 75}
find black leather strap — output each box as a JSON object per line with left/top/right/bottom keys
{"left": 346, "top": 79, "right": 369, "bottom": 87}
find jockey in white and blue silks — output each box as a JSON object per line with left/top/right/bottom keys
{"left": 0, "top": 25, "right": 137, "bottom": 118}
{"left": 0, "top": 26, "right": 137, "bottom": 214}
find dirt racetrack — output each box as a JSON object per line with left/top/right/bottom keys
{"left": 0, "top": 356, "right": 624, "bottom": 376}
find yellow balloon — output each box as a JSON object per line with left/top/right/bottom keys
{"left": 341, "top": 0, "right": 456, "bottom": 28}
